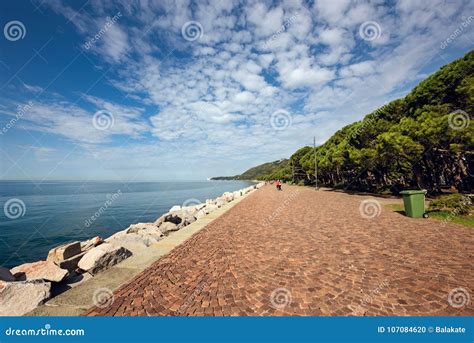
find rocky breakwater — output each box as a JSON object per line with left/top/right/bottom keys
{"left": 0, "top": 182, "right": 264, "bottom": 315}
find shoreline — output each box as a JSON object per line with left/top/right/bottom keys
{"left": 0, "top": 182, "right": 265, "bottom": 316}
{"left": 0, "top": 179, "right": 255, "bottom": 269}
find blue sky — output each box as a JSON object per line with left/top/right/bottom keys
{"left": 0, "top": 0, "right": 473, "bottom": 181}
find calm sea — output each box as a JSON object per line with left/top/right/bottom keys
{"left": 0, "top": 180, "right": 253, "bottom": 269}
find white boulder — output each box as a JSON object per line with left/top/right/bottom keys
{"left": 78, "top": 244, "right": 132, "bottom": 275}
{"left": 108, "top": 234, "right": 159, "bottom": 254}
{"left": 47, "top": 241, "right": 81, "bottom": 263}
{"left": 0, "top": 280, "right": 51, "bottom": 316}
{"left": 215, "top": 197, "right": 226, "bottom": 207}
{"left": 126, "top": 222, "right": 159, "bottom": 234}
{"left": 80, "top": 236, "right": 103, "bottom": 251}
{"left": 11, "top": 260, "right": 68, "bottom": 282}
{"left": 159, "top": 222, "right": 179, "bottom": 234}
{"left": 223, "top": 192, "right": 234, "bottom": 202}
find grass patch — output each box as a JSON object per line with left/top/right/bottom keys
{"left": 384, "top": 203, "right": 474, "bottom": 228}
{"left": 428, "top": 211, "right": 474, "bottom": 228}
{"left": 384, "top": 203, "right": 404, "bottom": 214}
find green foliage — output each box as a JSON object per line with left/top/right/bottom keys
{"left": 235, "top": 50, "right": 474, "bottom": 193}
{"left": 429, "top": 194, "right": 472, "bottom": 215}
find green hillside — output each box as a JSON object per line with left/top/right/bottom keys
{"left": 231, "top": 51, "right": 474, "bottom": 193}
{"left": 212, "top": 159, "right": 288, "bottom": 180}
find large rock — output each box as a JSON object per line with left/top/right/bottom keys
{"left": 11, "top": 261, "right": 68, "bottom": 282}
{"left": 56, "top": 252, "right": 87, "bottom": 272}
{"left": 182, "top": 213, "right": 196, "bottom": 225}
{"left": 106, "top": 229, "right": 128, "bottom": 241}
{"left": 80, "top": 236, "right": 103, "bottom": 251}
{"left": 0, "top": 280, "right": 51, "bottom": 316}
{"left": 126, "top": 222, "right": 159, "bottom": 234}
{"left": 108, "top": 233, "right": 159, "bottom": 254}
{"left": 223, "top": 192, "right": 234, "bottom": 202}
{"left": 78, "top": 244, "right": 132, "bottom": 275}
{"left": 195, "top": 209, "right": 208, "bottom": 219}
{"left": 233, "top": 190, "right": 242, "bottom": 199}
{"left": 181, "top": 205, "right": 198, "bottom": 217}
{"left": 154, "top": 214, "right": 166, "bottom": 226}
{"left": 159, "top": 222, "right": 179, "bottom": 234}
{"left": 215, "top": 197, "right": 226, "bottom": 207}
{"left": 164, "top": 213, "right": 182, "bottom": 225}
{"left": 205, "top": 204, "right": 219, "bottom": 214}
{"left": 136, "top": 226, "right": 163, "bottom": 240}
{"left": 47, "top": 241, "right": 81, "bottom": 263}
{"left": 0, "top": 266, "right": 14, "bottom": 282}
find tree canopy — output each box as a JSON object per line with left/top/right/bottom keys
{"left": 249, "top": 50, "right": 474, "bottom": 194}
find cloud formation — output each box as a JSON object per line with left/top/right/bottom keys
{"left": 1, "top": 0, "right": 473, "bottom": 180}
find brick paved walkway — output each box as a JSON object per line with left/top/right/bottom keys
{"left": 86, "top": 185, "right": 473, "bottom": 316}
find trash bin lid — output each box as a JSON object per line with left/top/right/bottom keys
{"left": 400, "top": 189, "right": 427, "bottom": 195}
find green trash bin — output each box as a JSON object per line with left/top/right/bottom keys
{"left": 400, "top": 190, "right": 428, "bottom": 218}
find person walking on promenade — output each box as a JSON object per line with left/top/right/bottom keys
{"left": 275, "top": 180, "right": 282, "bottom": 191}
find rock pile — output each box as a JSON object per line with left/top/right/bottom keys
{"left": 0, "top": 182, "right": 264, "bottom": 315}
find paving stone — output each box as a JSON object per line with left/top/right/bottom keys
{"left": 85, "top": 185, "right": 473, "bottom": 316}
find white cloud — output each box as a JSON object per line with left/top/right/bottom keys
{"left": 3, "top": 0, "right": 472, "bottom": 180}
